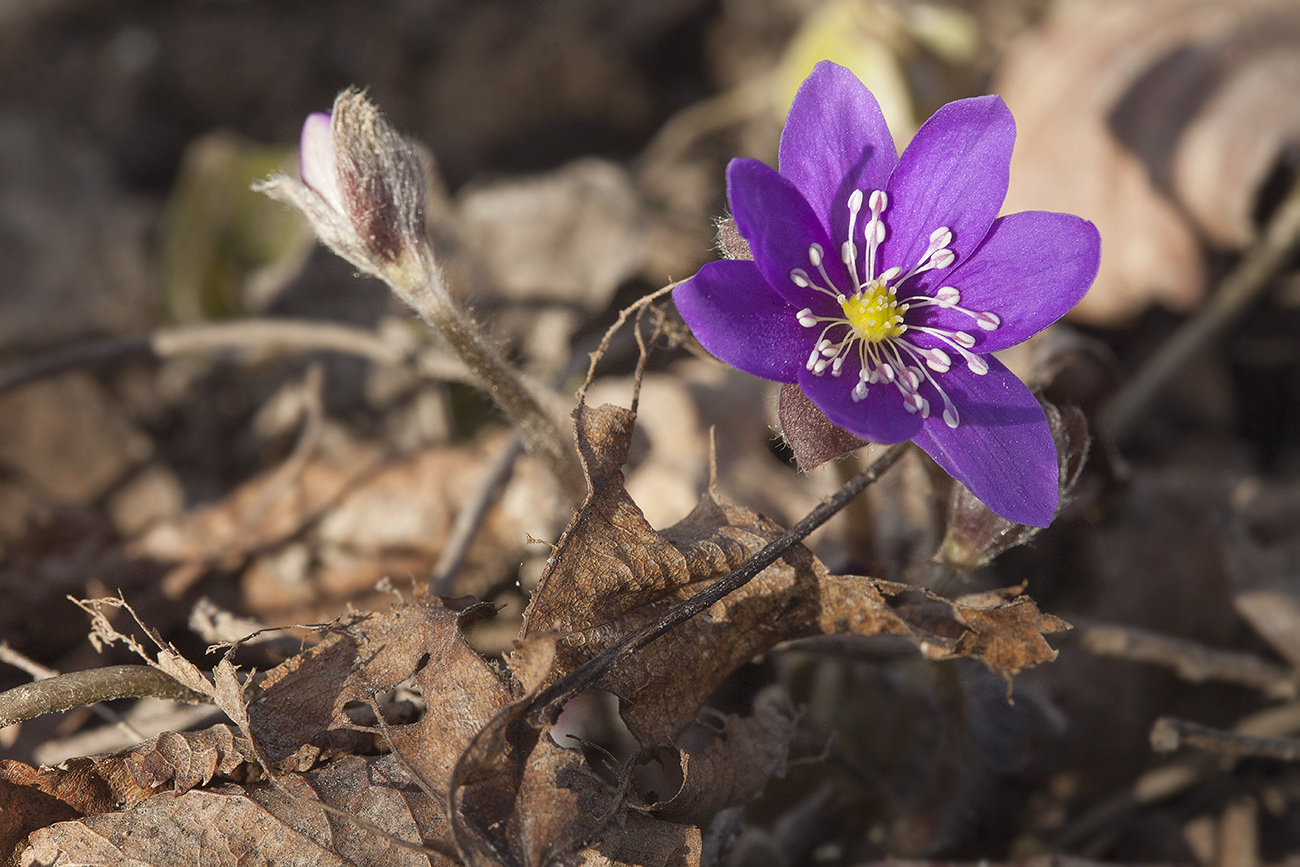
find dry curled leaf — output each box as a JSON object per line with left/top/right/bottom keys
{"left": 520, "top": 403, "right": 1066, "bottom": 745}
{"left": 631, "top": 699, "right": 799, "bottom": 824}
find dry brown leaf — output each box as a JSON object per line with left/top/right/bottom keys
{"left": 133, "top": 444, "right": 379, "bottom": 571}
{"left": 998, "top": 0, "right": 1300, "bottom": 325}
{"left": 0, "top": 761, "right": 86, "bottom": 861}
{"left": 0, "top": 724, "right": 255, "bottom": 834}
{"left": 572, "top": 813, "right": 702, "bottom": 867}
{"left": 249, "top": 593, "right": 510, "bottom": 779}
{"left": 520, "top": 403, "right": 1065, "bottom": 748}
{"left": 633, "top": 699, "right": 798, "bottom": 825}
{"left": 241, "top": 755, "right": 452, "bottom": 867}
{"left": 19, "top": 755, "right": 446, "bottom": 867}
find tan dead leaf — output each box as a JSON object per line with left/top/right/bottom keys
{"left": 133, "top": 442, "right": 379, "bottom": 570}
{"left": 998, "top": 0, "right": 1300, "bottom": 325}
{"left": 948, "top": 589, "right": 1071, "bottom": 680}
{"left": 508, "top": 737, "right": 623, "bottom": 867}
{"left": 241, "top": 754, "right": 452, "bottom": 867}
{"left": 19, "top": 753, "right": 447, "bottom": 867}
{"left": 0, "top": 723, "right": 256, "bottom": 851}
{"left": 632, "top": 699, "right": 798, "bottom": 825}
{"left": 0, "top": 761, "right": 84, "bottom": 863}
{"left": 881, "top": 583, "right": 1068, "bottom": 680}
{"left": 572, "top": 813, "right": 702, "bottom": 867}
{"left": 248, "top": 593, "right": 511, "bottom": 787}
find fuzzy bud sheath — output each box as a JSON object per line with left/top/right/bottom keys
{"left": 257, "top": 90, "right": 584, "bottom": 498}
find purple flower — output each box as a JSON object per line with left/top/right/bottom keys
{"left": 673, "top": 62, "right": 1100, "bottom": 527}
{"left": 258, "top": 91, "right": 430, "bottom": 287}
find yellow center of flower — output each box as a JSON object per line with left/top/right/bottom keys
{"left": 841, "top": 279, "right": 905, "bottom": 343}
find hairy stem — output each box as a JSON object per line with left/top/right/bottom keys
{"left": 395, "top": 253, "right": 586, "bottom": 499}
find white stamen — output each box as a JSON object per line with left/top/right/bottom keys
{"left": 936, "top": 286, "right": 960, "bottom": 306}
{"left": 975, "top": 311, "right": 1001, "bottom": 330}
{"left": 929, "top": 249, "right": 955, "bottom": 269}
{"left": 943, "top": 406, "right": 960, "bottom": 429}
{"left": 967, "top": 354, "right": 989, "bottom": 375}
{"left": 869, "top": 190, "right": 887, "bottom": 213}
{"left": 930, "top": 227, "right": 952, "bottom": 248}
{"left": 880, "top": 266, "right": 901, "bottom": 282}
{"left": 791, "top": 269, "right": 810, "bottom": 288}
{"left": 852, "top": 381, "right": 869, "bottom": 402}
{"left": 808, "top": 244, "right": 823, "bottom": 267}
{"left": 922, "top": 347, "right": 951, "bottom": 373}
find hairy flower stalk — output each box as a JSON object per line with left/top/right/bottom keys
{"left": 674, "top": 62, "right": 1101, "bottom": 526}
{"left": 257, "top": 90, "right": 584, "bottom": 497}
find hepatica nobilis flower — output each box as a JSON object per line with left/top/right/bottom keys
{"left": 673, "top": 62, "right": 1100, "bottom": 527}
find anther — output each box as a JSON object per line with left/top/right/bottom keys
{"left": 935, "top": 286, "right": 960, "bottom": 306}
{"left": 808, "top": 244, "right": 823, "bottom": 267}
{"left": 922, "top": 347, "right": 951, "bottom": 372}
{"left": 974, "top": 311, "right": 1000, "bottom": 330}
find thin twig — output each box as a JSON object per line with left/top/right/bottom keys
{"left": 527, "top": 441, "right": 910, "bottom": 726}
{"left": 1105, "top": 177, "right": 1300, "bottom": 438}
{"left": 0, "top": 665, "right": 211, "bottom": 729}
{"left": 1078, "top": 622, "right": 1297, "bottom": 698}
{"left": 1152, "top": 716, "right": 1300, "bottom": 761}
{"left": 0, "top": 318, "right": 473, "bottom": 398}
{"left": 430, "top": 436, "right": 525, "bottom": 595}
{"left": 577, "top": 282, "right": 675, "bottom": 403}
{"left": 1055, "top": 701, "right": 1300, "bottom": 850}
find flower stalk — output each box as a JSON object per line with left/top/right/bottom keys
{"left": 256, "top": 90, "right": 584, "bottom": 498}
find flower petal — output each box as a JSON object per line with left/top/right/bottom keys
{"left": 673, "top": 260, "right": 808, "bottom": 383}
{"left": 779, "top": 61, "right": 898, "bottom": 239}
{"left": 911, "top": 357, "right": 1057, "bottom": 527}
{"left": 727, "top": 158, "right": 847, "bottom": 315}
{"left": 918, "top": 212, "right": 1101, "bottom": 353}
{"left": 879, "top": 96, "right": 1014, "bottom": 292}
{"left": 798, "top": 352, "right": 923, "bottom": 444}
{"left": 299, "top": 112, "right": 343, "bottom": 214}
